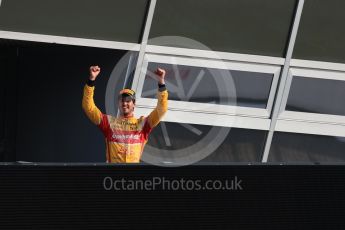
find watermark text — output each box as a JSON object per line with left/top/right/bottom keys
{"left": 103, "top": 176, "right": 243, "bottom": 191}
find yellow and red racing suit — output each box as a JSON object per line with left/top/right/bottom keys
{"left": 82, "top": 84, "right": 168, "bottom": 163}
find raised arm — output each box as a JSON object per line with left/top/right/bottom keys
{"left": 147, "top": 68, "right": 168, "bottom": 128}
{"left": 82, "top": 66, "right": 103, "bottom": 125}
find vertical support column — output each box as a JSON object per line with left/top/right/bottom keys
{"left": 131, "top": 0, "right": 157, "bottom": 92}
{"left": 261, "top": 0, "right": 305, "bottom": 162}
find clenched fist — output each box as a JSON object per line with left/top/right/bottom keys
{"left": 89, "top": 66, "right": 101, "bottom": 81}
{"left": 155, "top": 68, "right": 166, "bottom": 85}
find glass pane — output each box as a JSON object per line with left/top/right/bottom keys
{"left": 0, "top": 0, "right": 149, "bottom": 43}
{"left": 142, "top": 62, "right": 273, "bottom": 108}
{"left": 286, "top": 76, "right": 345, "bottom": 116}
{"left": 145, "top": 122, "right": 267, "bottom": 164}
{"left": 293, "top": 0, "right": 345, "bottom": 63}
{"left": 268, "top": 132, "right": 345, "bottom": 162}
{"left": 149, "top": 0, "right": 297, "bottom": 57}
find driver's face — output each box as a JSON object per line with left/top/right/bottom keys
{"left": 118, "top": 97, "right": 135, "bottom": 117}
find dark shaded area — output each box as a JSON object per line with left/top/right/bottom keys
{"left": 201, "top": 128, "right": 267, "bottom": 163}
{"left": 142, "top": 62, "right": 273, "bottom": 109}
{"left": 293, "top": 0, "right": 345, "bottom": 63}
{"left": 0, "top": 47, "right": 18, "bottom": 161}
{"left": 286, "top": 76, "right": 345, "bottom": 116}
{"left": 147, "top": 122, "right": 267, "bottom": 163}
{"left": 0, "top": 0, "right": 149, "bottom": 43}
{"left": 1, "top": 165, "right": 345, "bottom": 229}
{"left": 268, "top": 132, "right": 345, "bottom": 162}
{"left": 149, "top": 0, "right": 297, "bottom": 57}
{"left": 0, "top": 39, "right": 131, "bottom": 162}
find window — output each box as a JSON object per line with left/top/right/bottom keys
{"left": 143, "top": 122, "right": 267, "bottom": 165}
{"left": 0, "top": 0, "right": 149, "bottom": 43}
{"left": 286, "top": 77, "right": 345, "bottom": 116}
{"left": 278, "top": 68, "right": 345, "bottom": 126}
{"left": 293, "top": 0, "right": 345, "bottom": 63}
{"left": 142, "top": 62, "right": 273, "bottom": 109}
{"left": 268, "top": 132, "right": 345, "bottom": 163}
{"left": 135, "top": 54, "right": 281, "bottom": 121}
{"left": 133, "top": 52, "right": 275, "bottom": 164}
{"left": 149, "top": 0, "right": 297, "bottom": 57}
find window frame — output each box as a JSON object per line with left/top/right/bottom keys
{"left": 146, "top": 45, "right": 285, "bottom": 65}
{"left": 279, "top": 67, "right": 345, "bottom": 124}
{"left": 0, "top": 31, "right": 141, "bottom": 51}
{"left": 268, "top": 130, "right": 345, "bottom": 163}
{"left": 133, "top": 53, "right": 281, "bottom": 130}
{"left": 135, "top": 107, "right": 271, "bottom": 131}
{"left": 276, "top": 65, "right": 345, "bottom": 137}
